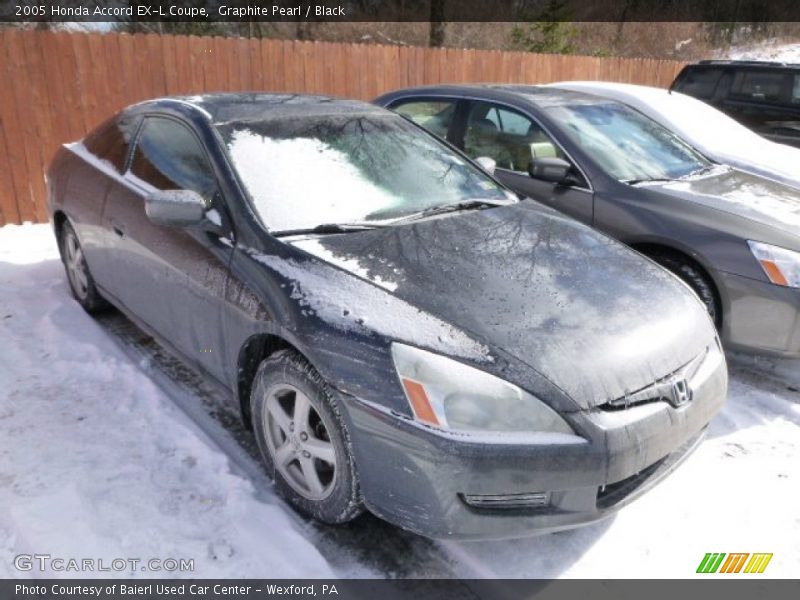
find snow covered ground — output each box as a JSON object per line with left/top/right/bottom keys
{"left": 1, "top": 223, "right": 798, "bottom": 579}
{"left": 724, "top": 40, "right": 800, "bottom": 62}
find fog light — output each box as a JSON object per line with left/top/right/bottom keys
{"left": 461, "top": 491, "right": 550, "bottom": 509}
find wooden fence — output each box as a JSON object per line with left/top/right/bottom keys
{"left": 0, "top": 29, "right": 687, "bottom": 225}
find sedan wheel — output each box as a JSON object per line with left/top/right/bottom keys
{"left": 59, "top": 221, "right": 108, "bottom": 313}
{"left": 64, "top": 229, "right": 89, "bottom": 300}
{"left": 251, "top": 349, "right": 362, "bottom": 524}
{"left": 264, "top": 384, "right": 337, "bottom": 501}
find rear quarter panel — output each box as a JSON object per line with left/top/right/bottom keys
{"left": 48, "top": 143, "right": 113, "bottom": 276}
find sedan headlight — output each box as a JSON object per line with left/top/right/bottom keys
{"left": 391, "top": 343, "right": 574, "bottom": 434}
{"left": 748, "top": 241, "right": 800, "bottom": 288}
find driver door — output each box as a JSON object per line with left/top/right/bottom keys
{"left": 101, "top": 115, "right": 234, "bottom": 382}
{"left": 458, "top": 101, "right": 594, "bottom": 226}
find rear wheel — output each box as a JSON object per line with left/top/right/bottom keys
{"left": 60, "top": 221, "right": 108, "bottom": 313}
{"left": 250, "top": 349, "right": 362, "bottom": 524}
{"left": 650, "top": 252, "right": 721, "bottom": 328}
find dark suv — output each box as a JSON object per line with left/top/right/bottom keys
{"left": 671, "top": 60, "right": 800, "bottom": 148}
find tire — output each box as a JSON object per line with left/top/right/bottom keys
{"left": 59, "top": 221, "right": 109, "bottom": 313}
{"left": 650, "top": 252, "right": 721, "bottom": 328}
{"left": 250, "top": 349, "right": 363, "bottom": 524}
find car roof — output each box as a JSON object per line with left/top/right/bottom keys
{"left": 379, "top": 83, "right": 614, "bottom": 108}
{"left": 127, "top": 93, "right": 387, "bottom": 125}
{"left": 690, "top": 59, "right": 800, "bottom": 70}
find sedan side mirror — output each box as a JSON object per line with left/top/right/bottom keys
{"left": 145, "top": 190, "right": 206, "bottom": 227}
{"left": 528, "top": 157, "right": 574, "bottom": 185}
{"left": 475, "top": 156, "right": 497, "bottom": 176}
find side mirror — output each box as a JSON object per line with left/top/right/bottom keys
{"left": 528, "top": 157, "right": 573, "bottom": 185}
{"left": 145, "top": 190, "right": 206, "bottom": 227}
{"left": 475, "top": 156, "right": 497, "bottom": 176}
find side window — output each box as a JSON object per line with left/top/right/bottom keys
{"left": 731, "top": 70, "right": 787, "bottom": 103}
{"left": 793, "top": 74, "right": 800, "bottom": 105}
{"left": 392, "top": 100, "right": 456, "bottom": 138}
{"left": 463, "top": 101, "right": 568, "bottom": 174}
{"left": 130, "top": 117, "right": 217, "bottom": 205}
{"left": 675, "top": 67, "right": 722, "bottom": 100}
{"left": 83, "top": 114, "right": 138, "bottom": 173}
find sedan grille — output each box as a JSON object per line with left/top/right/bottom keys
{"left": 600, "top": 347, "right": 713, "bottom": 411}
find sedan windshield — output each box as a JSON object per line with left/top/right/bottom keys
{"left": 543, "top": 101, "right": 711, "bottom": 182}
{"left": 217, "top": 113, "right": 509, "bottom": 232}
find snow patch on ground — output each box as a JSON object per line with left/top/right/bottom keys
{"left": 0, "top": 224, "right": 336, "bottom": 579}
{"left": 724, "top": 40, "right": 800, "bottom": 63}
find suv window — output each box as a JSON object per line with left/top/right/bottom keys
{"left": 130, "top": 117, "right": 217, "bottom": 205}
{"left": 731, "top": 70, "right": 787, "bottom": 103}
{"left": 676, "top": 67, "right": 722, "bottom": 99}
{"left": 793, "top": 75, "right": 800, "bottom": 105}
{"left": 463, "top": 101, "right": 568, "bottom": 174}
{"left": 392, "top": 100, "right": 456, "bottom": 138}
{"left": 83, "top": 115, "right": 138, "bottom": 173}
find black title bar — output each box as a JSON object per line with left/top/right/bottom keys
{"left": 4, "top": 0, "right": 800, "bottom": 23}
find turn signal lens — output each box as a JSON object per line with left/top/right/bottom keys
{"left": 748, "top": 241, "right": 800, "bottom": 288}
{"left": 401, "top": 378, "right": 440, "bottom": 426}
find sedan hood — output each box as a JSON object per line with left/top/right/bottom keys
{"left": 646, "top": 167, "right": 800, "bottom": 237}
{"left": 291, "top": 201, "right": 714, "bottom": 409}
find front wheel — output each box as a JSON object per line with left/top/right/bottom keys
{"left": 250, "top": 349, "right": 363, "bottom": 524}
{"left": 651, "top": 253, "right": 721, "bottom": 328}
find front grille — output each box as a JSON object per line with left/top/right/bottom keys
{"left": 596, "top": 428, "right": 706, "bottom": 510}
{"left": 596, "top": 457, "right": 666, "bottom": 509}
{"left": 600, "top": 348, "right": 709, "bottom": 411}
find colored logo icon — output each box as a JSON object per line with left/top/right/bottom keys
{"left": 697, "top": 553, "right": 773, "bottom": 574}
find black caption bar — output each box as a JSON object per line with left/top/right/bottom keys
{"left": 4, "top": 0, "right": 800, "bottom": 22}
{"left": 4, "top": 580, "right": 800, "bottom": 600}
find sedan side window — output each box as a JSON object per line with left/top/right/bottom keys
{"left": 463, "top": 102, "right": 567, "bottom": 173}
{"left": 392, "top": 100, "right": 457, "bottom": 138}
{"left": 792, "top": 74, "right": 800, "bottom": 105}
{"left": 83, "top": 115, "right": 138, "bottom": 174}
{"left": 130, "top": 117, "right": 218, "bottom": 206}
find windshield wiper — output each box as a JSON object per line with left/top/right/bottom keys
{"left": 391, "top": 198, "right": 508, "bottom": 225}
{"left": 686, "top": 164, "right": 718, "bottom": 177}
{"left": 271, "top": 222, "right": 387, "bottom": 237}
{"left": 623, "top": 177, "right": 677, "bottom": 186}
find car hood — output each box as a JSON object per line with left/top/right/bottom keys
{"left": 290, "top": 201, "right": 714, "bottom": 410}
{"left": 644, "top": 167, "right": 800, "bottom": 237}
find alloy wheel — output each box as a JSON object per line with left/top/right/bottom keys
{"left": 64, "top": 230, "right": 89, "bottom": 300}
{"left": 262, "top": 384, "right": 337, "bottom": 501}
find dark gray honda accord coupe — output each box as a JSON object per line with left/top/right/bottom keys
{"left": 375, "top": 85, "right": 800, "bottom": 359}
{"left": 47, "top": 94, "right": 727, "bottom": 539}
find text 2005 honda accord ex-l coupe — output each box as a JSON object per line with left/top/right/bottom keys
{"left": 47, "top": 94, "right": 727, "bottom": 539}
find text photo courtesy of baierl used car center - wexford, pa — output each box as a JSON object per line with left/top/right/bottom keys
{"left": 0, "top": 1, "right": 799, "bottom": 598}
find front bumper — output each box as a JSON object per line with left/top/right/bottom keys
{"left": 719, "top": 271, "right": 800, "bottom": 358}
{"left": 339, "top": 346, "right": 727, "bottom": 540}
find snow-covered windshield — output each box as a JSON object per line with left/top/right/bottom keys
{"left": 544, "top": 101, "right": 711, "bottom": 182}
{"left": 218, "top": 113, "right": 508, "bottom": 231}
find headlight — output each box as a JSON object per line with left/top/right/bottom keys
{"left": 748, "top": 241, "right": 800, "bottom": 288}
{"left": 391, "top": 343, "right": 574, "bottom": 434}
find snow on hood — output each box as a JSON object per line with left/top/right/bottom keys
{"left": 653, "top": 167, "right": 800, "bottom": 235}
{"left": 240, "top": 246, "right": 493, "bottom": 364}
{"left": 286, "top": 202, "right": 715, "bottom": 409}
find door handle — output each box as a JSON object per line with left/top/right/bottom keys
{"left": 112, "top": 225, "right": 125, "bottom": 238}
